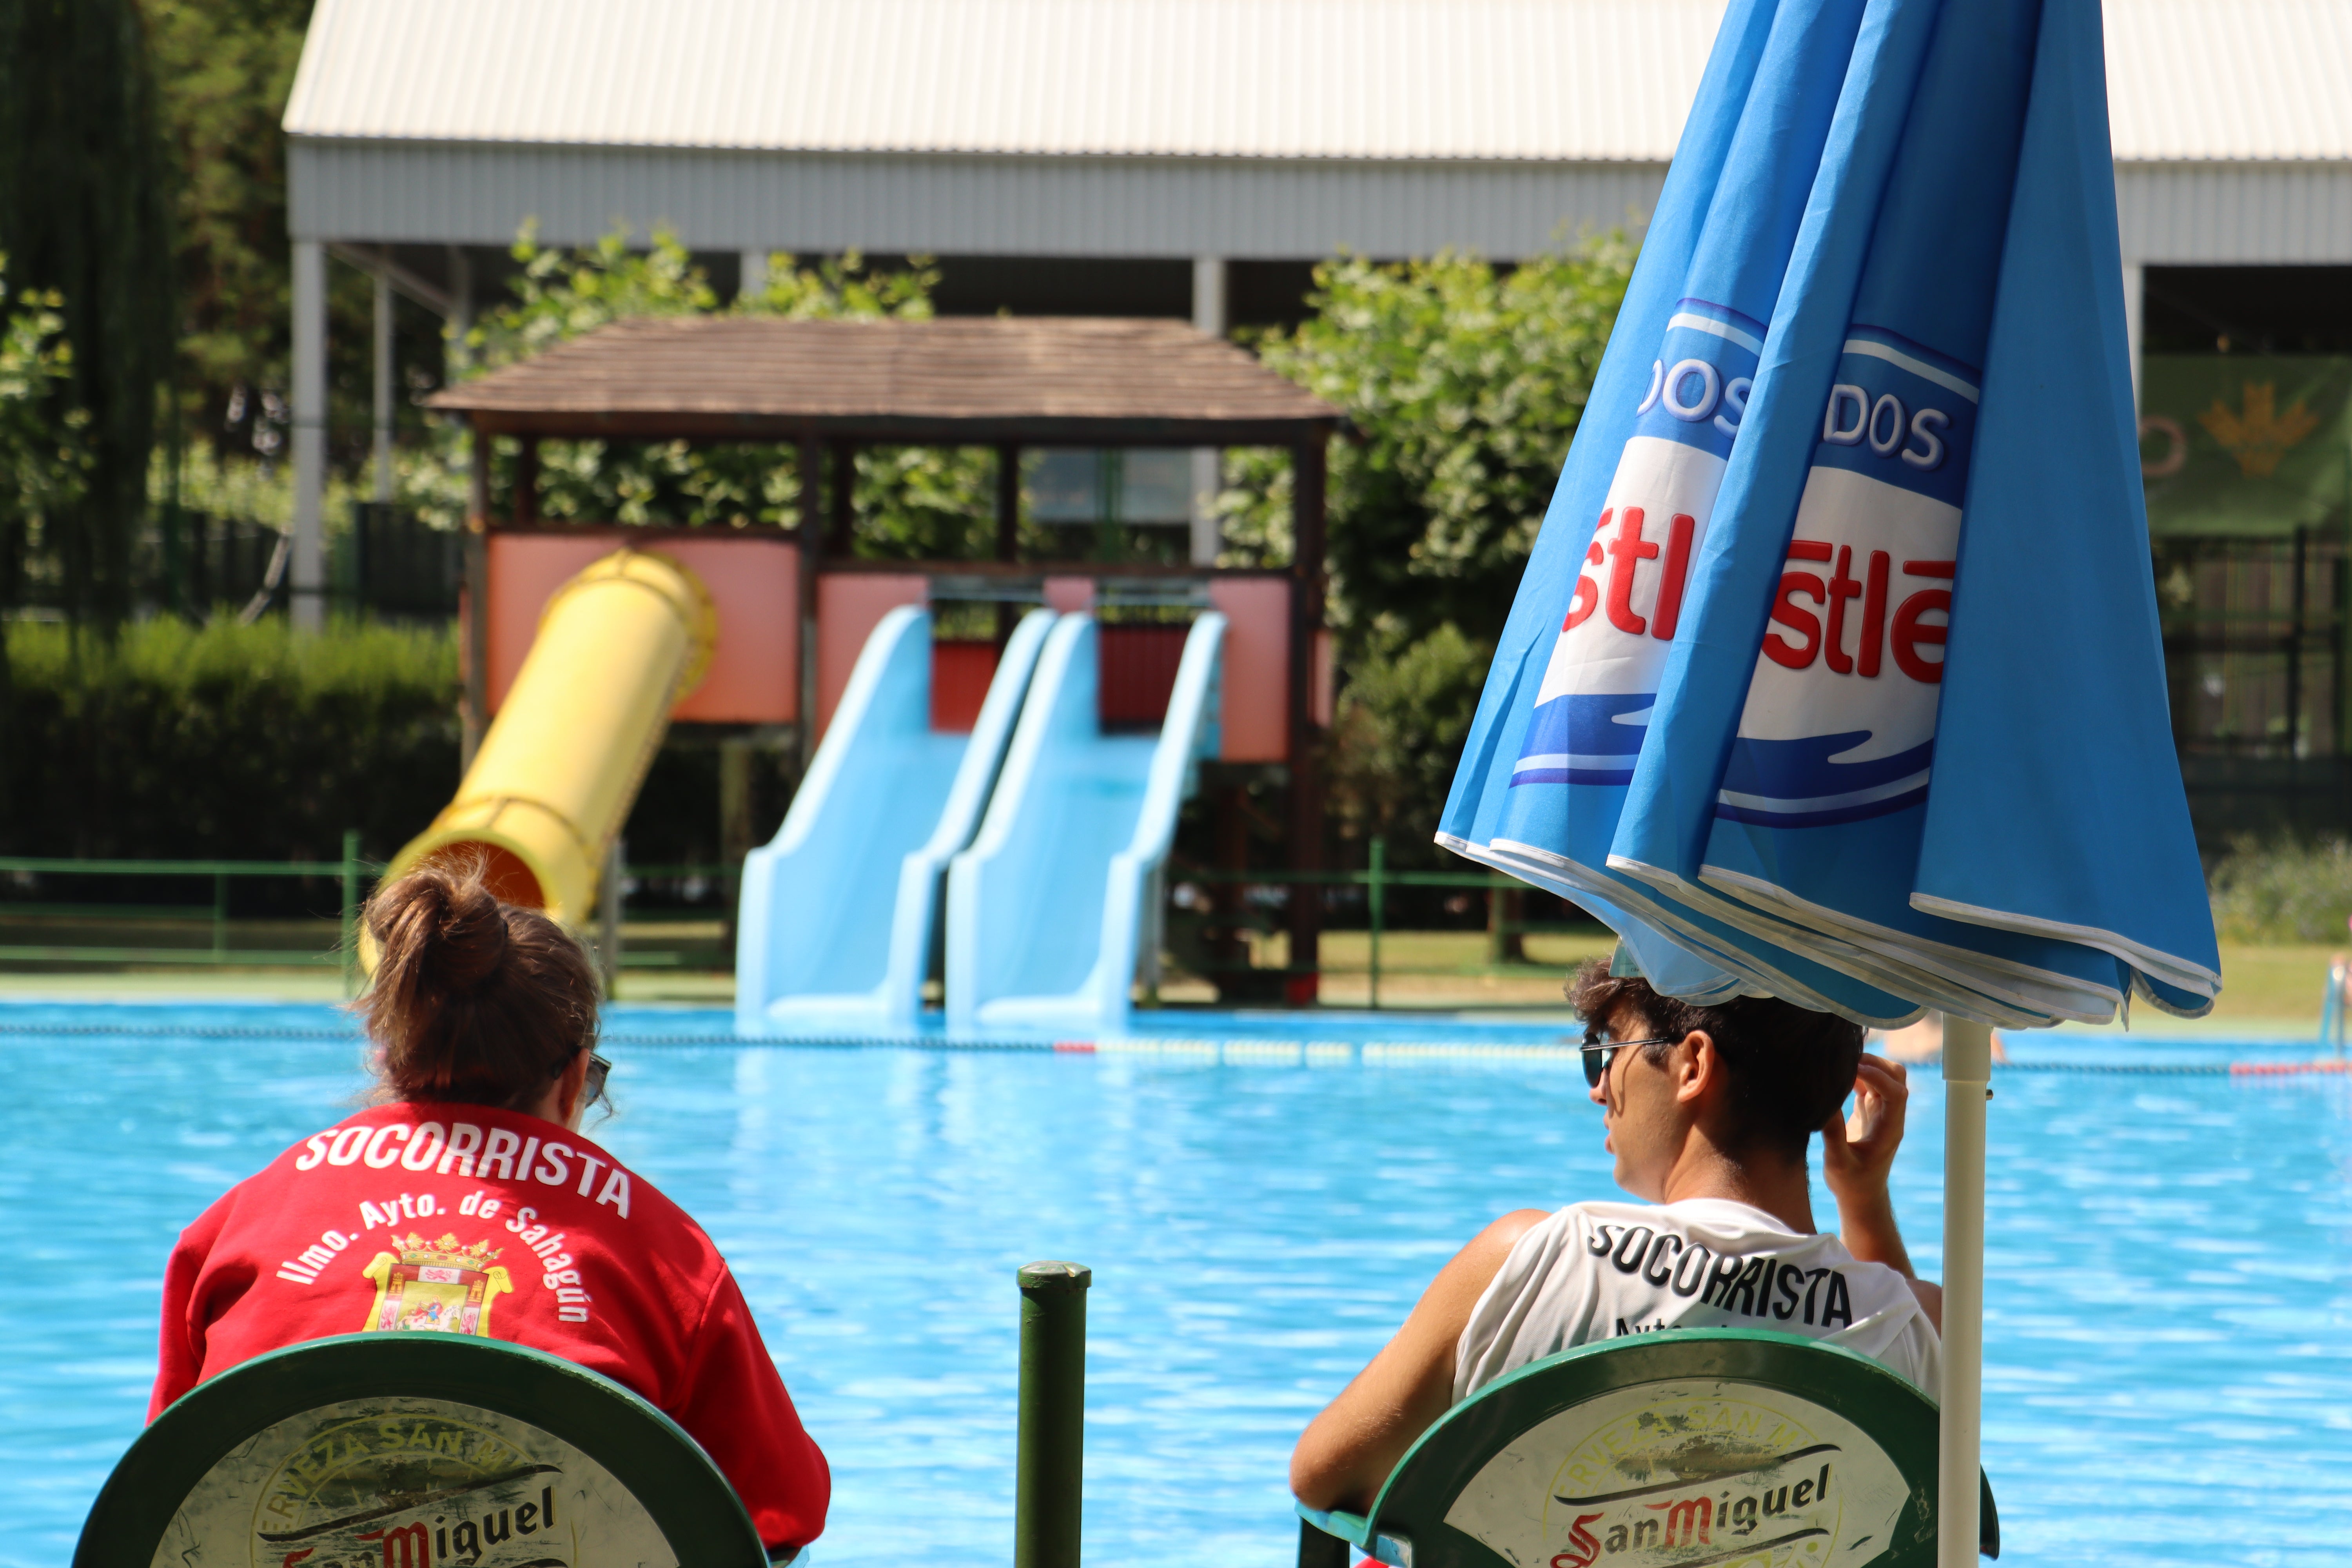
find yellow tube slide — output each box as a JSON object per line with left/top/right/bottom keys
{"left": 386, "top": 548, "right": 718, "bottom": 926}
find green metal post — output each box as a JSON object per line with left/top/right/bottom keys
{"left": 1015, "top": 1260, "right": 1091, "bottom": 1568}
{"left": 212, "top": 872, "right": 229, "bottom": 958}
{"left": 1368, "top": 837, "right": 1386, "bottom": 1011}
{"left": 340, "top": 829, "right": 362, "bottom": 996}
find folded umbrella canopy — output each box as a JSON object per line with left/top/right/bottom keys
{"left": 1601, "top": 0, "right": 2154, "bottom": 1032}
{"left": 1441, "top": 0, "right": 2221, "bottom": 1561}
{"left": 1443, "top": 0, "right": 1940, "bottom": 1029}
{"left": 1442, "top": 0, "right": 2216, "bottom": 1029}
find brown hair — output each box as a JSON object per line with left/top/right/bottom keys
{"left": 1569, "top": 957, "right": 1863, "bottom": 1163}
{"left": 357, "top": 858, "right": 601, "bottom": 1109}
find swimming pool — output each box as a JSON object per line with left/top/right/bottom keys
{"left": 2, "top": 1002, "right": 2346, "bottom": 1567}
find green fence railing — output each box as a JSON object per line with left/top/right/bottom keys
{"left": 1176, "top": 837, "right": 1603, "bottom": 1009}
{"left": 0, "top": 832, "right": 376, "bottom": 988}
{"left": 0, "top": 838, "right": 1597, "bottom": 1009}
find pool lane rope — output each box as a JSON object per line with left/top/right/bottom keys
{"left": 1, "top": 1020, "right": 2346, "bottom": 1075}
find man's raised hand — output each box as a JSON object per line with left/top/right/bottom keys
{"left": 1821, "top": 1054, "right": 1909, "bottom": 1208}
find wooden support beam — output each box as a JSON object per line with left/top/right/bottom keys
{"left": 1287, "top": 435, "right": 1328, "bottom": 1005}
{"left": 829, "top": 440, "right": 855, "bottom": 557}
{"left": 514, "top": 437, "right": 539, "bottom": 526}
{"left": 797, "top": 434, "right": 824, "bottom": 769}
{"left": 462, "top": 423, "right": 492, "bottom": 770}
{"left": 996, "top": 441, "right": 1022, "bottom": 642}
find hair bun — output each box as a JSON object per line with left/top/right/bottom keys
{"left": 425, "top": 872, "right": 511, "bottom": 993}
{"left": 370, "top": 861, "right": 511, "bottom": 996}
{"left": 356, "top": 854, "right": 603, "bottom": 1114}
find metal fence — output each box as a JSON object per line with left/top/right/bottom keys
{"left": 1169, "top": 840, "right": 1601, "bottom": 1008}
{"left": 0, "top": 842, "right": 1597, "bottom": 1008}
{"left": 0, "top": 835, "right": 374, "bottom": 990}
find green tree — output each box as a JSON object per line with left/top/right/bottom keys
{"left": 145, "top": 0, "right": 310, "bottom": 436}
{"left": 0, "top": 0, "right": 176, "bottom": 627}
{"left": 1221, "top": 240, "right": 1633, "bottom": 864}
{"left": 1221, "top": 239, "right": 1632, "bottom": 652}
{"left": 0, "top": 262, "right": 91, "bottom": 583}
{"left": 1325, "top": 621, "right": 1492, "bottom": 852}
{"left": 407, "top": 230, "right": 997, "bottom": 554}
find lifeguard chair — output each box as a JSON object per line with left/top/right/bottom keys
{"left": 73, "top": 1333, "right": 780, "bottom": 1568}
{"left": 1296, "top": 1328, "right": 1996, "bottom": 1568}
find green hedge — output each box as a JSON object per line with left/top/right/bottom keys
{"left": 2207, "top": 835, "right": 2352, "bottom": 945}
{"left": 2, "top": 618, "right": 461, "bottom": 862}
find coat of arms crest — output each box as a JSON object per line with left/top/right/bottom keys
{"left": 360, "top": 1232, "right": 514, "bottom": 1336}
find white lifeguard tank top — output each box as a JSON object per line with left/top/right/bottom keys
{"left": 1453, "top": 1198, "right": 1942, "bottom": 1402}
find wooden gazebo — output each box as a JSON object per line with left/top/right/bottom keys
{"left": 427, "top": 314, "right": 1345, "bottom": 1001}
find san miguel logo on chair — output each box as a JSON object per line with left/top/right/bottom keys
{"left": 248, "top": 1408, "right": 573, "bottom": 1568}
{"left": 1443, "top": 1383, "right": 1910, "bottom": 1568}
{"left": 361, "top": 1233, "right": 514, "bottom": 1336}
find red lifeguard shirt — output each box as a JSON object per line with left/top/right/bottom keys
{"left": 151, "top": 1100, "right": 829, "bottom": 1552}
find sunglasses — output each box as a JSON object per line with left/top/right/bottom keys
{"left": 584, "top": 1052, "right": 613, "bottom": 1108}
{"left": 1579, "top": 1036, "right": 1679, "bottom": 1088}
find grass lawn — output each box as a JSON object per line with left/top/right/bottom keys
{"left": 2207, "top": 942, "right": 2335, "bottom": 1024}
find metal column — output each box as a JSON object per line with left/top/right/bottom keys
{"left": 2120, "top": 261, "right": 2145, "bottom": 415}
{"left": 1190, "top": 258, "right": 1229, "bottom": 567}
{"left": 1014, "top": 1261, "right": 1091, "bottom": 1568}
{"left": 290, "top": 240, "right": 328, "bottom": 631}
{"left": 373, "top": 272, "right": 396, "bottom": 503}
{"left": 1938, "top": 1014, "right": 1991, "bottom": 1568}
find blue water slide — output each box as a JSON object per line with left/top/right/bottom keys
{"left": 945, "top": 611, "right": 1226, "bottom": 1037}
{"left": 735, "top": 606, "right": 1055, "bottom": 1035}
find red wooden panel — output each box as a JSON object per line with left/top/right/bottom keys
{"left": 817, "top": 572, "right": 928, "bottom": 739}
{"left": 1100, "top": 624, "right": 1188, "bottom": 731}
{"left": 1206, "top": 577, "right": 1290, "bottom": 760}
{"left": 932, "top": 640, "right": 1000, "bottom": 733}
{"left": 486, "top": 531, "right": 799, "bottom": 723}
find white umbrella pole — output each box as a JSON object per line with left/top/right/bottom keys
{"left": 1938, "top": 1014, "right": 1992, "bottom": 1566}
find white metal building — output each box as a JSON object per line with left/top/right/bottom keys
{"left": 279, "top": 0, "right": 2352, "bottom": 621}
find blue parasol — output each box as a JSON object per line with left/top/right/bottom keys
{"left": 1443, "top": 0, "right": 2215, "bottom": 1026}
{"left": 1441, "top": 0, "right": 2220, "bottom": 1559}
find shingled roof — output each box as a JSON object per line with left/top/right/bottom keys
{"left": 426, "top": 315, "right": 1341, "bottom": 445}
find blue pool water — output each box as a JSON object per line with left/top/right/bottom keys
{"left": 2, "top": 1001, "right": 2347, "bottom": 1567}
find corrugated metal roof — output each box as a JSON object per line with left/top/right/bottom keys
{"left": 283, "top": 0, "right": 2352, "bottom": 165}
{"left": 283, "top": 0, "right": 1722, "bottom": 161}
{"left": 2106, "top": 0, "right": 2352, "bottom": 160}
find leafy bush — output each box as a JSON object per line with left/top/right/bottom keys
{"left": 2207, "top": 835, "right": 2352, "bottom": 944}
{"left": 1326, "top": 622, "right": 1492, "bottom": 862}
{"left": 1, "top": 617, "right": 459, "bottom": 860}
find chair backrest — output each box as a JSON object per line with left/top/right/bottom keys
{"left": 1299, "top": 1328, "right": 1995, "bottom": 1568}
{"left": 75, "top": 1332, "right": 771, "bottom": 1568}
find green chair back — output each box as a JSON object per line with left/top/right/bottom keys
{"left": 1299, "top": 1328, "right": 1996, "bottom": 1568}
{"left": 75, "top": 1332, "right": 773, "bottom": 1568}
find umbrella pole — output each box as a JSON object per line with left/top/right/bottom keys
{"left": 1938, "top": 1014, "right": 1992, "bottom": 1566}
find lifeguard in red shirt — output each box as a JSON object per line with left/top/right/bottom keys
{"left": 151, "top": 864, "right": 829, "bottom": 1558}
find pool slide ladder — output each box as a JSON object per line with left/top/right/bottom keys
{"left": 945, "top": 611, "right": 1226, "bottom": 1036}
{"left": 735, "top": 606, "right": 1056, "bottom": 1035}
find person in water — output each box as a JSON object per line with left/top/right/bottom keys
{"left": 1290, "top": 958, "right": 1941, "bottom": 1513}
{"left": 150, "top": 862, "right": 829, "bottom": 1556}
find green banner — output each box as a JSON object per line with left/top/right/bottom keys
{"left": 2138, "top": 355, "right": 2352, "bottom": 537}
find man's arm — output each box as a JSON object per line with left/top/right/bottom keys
{"left": 1290, "top": 1209, "right": 1547, "bottom": 1513}
{"left": 1820, "top": 1055, "right": 1942, "bottom": 1332}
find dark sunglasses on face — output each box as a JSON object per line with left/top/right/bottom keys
{"left": 584, "top": 1052, "right": 612, "bottom": 1108}
{"left": 1579, "top": 1036, "right": 1679, "bottom": 1089}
